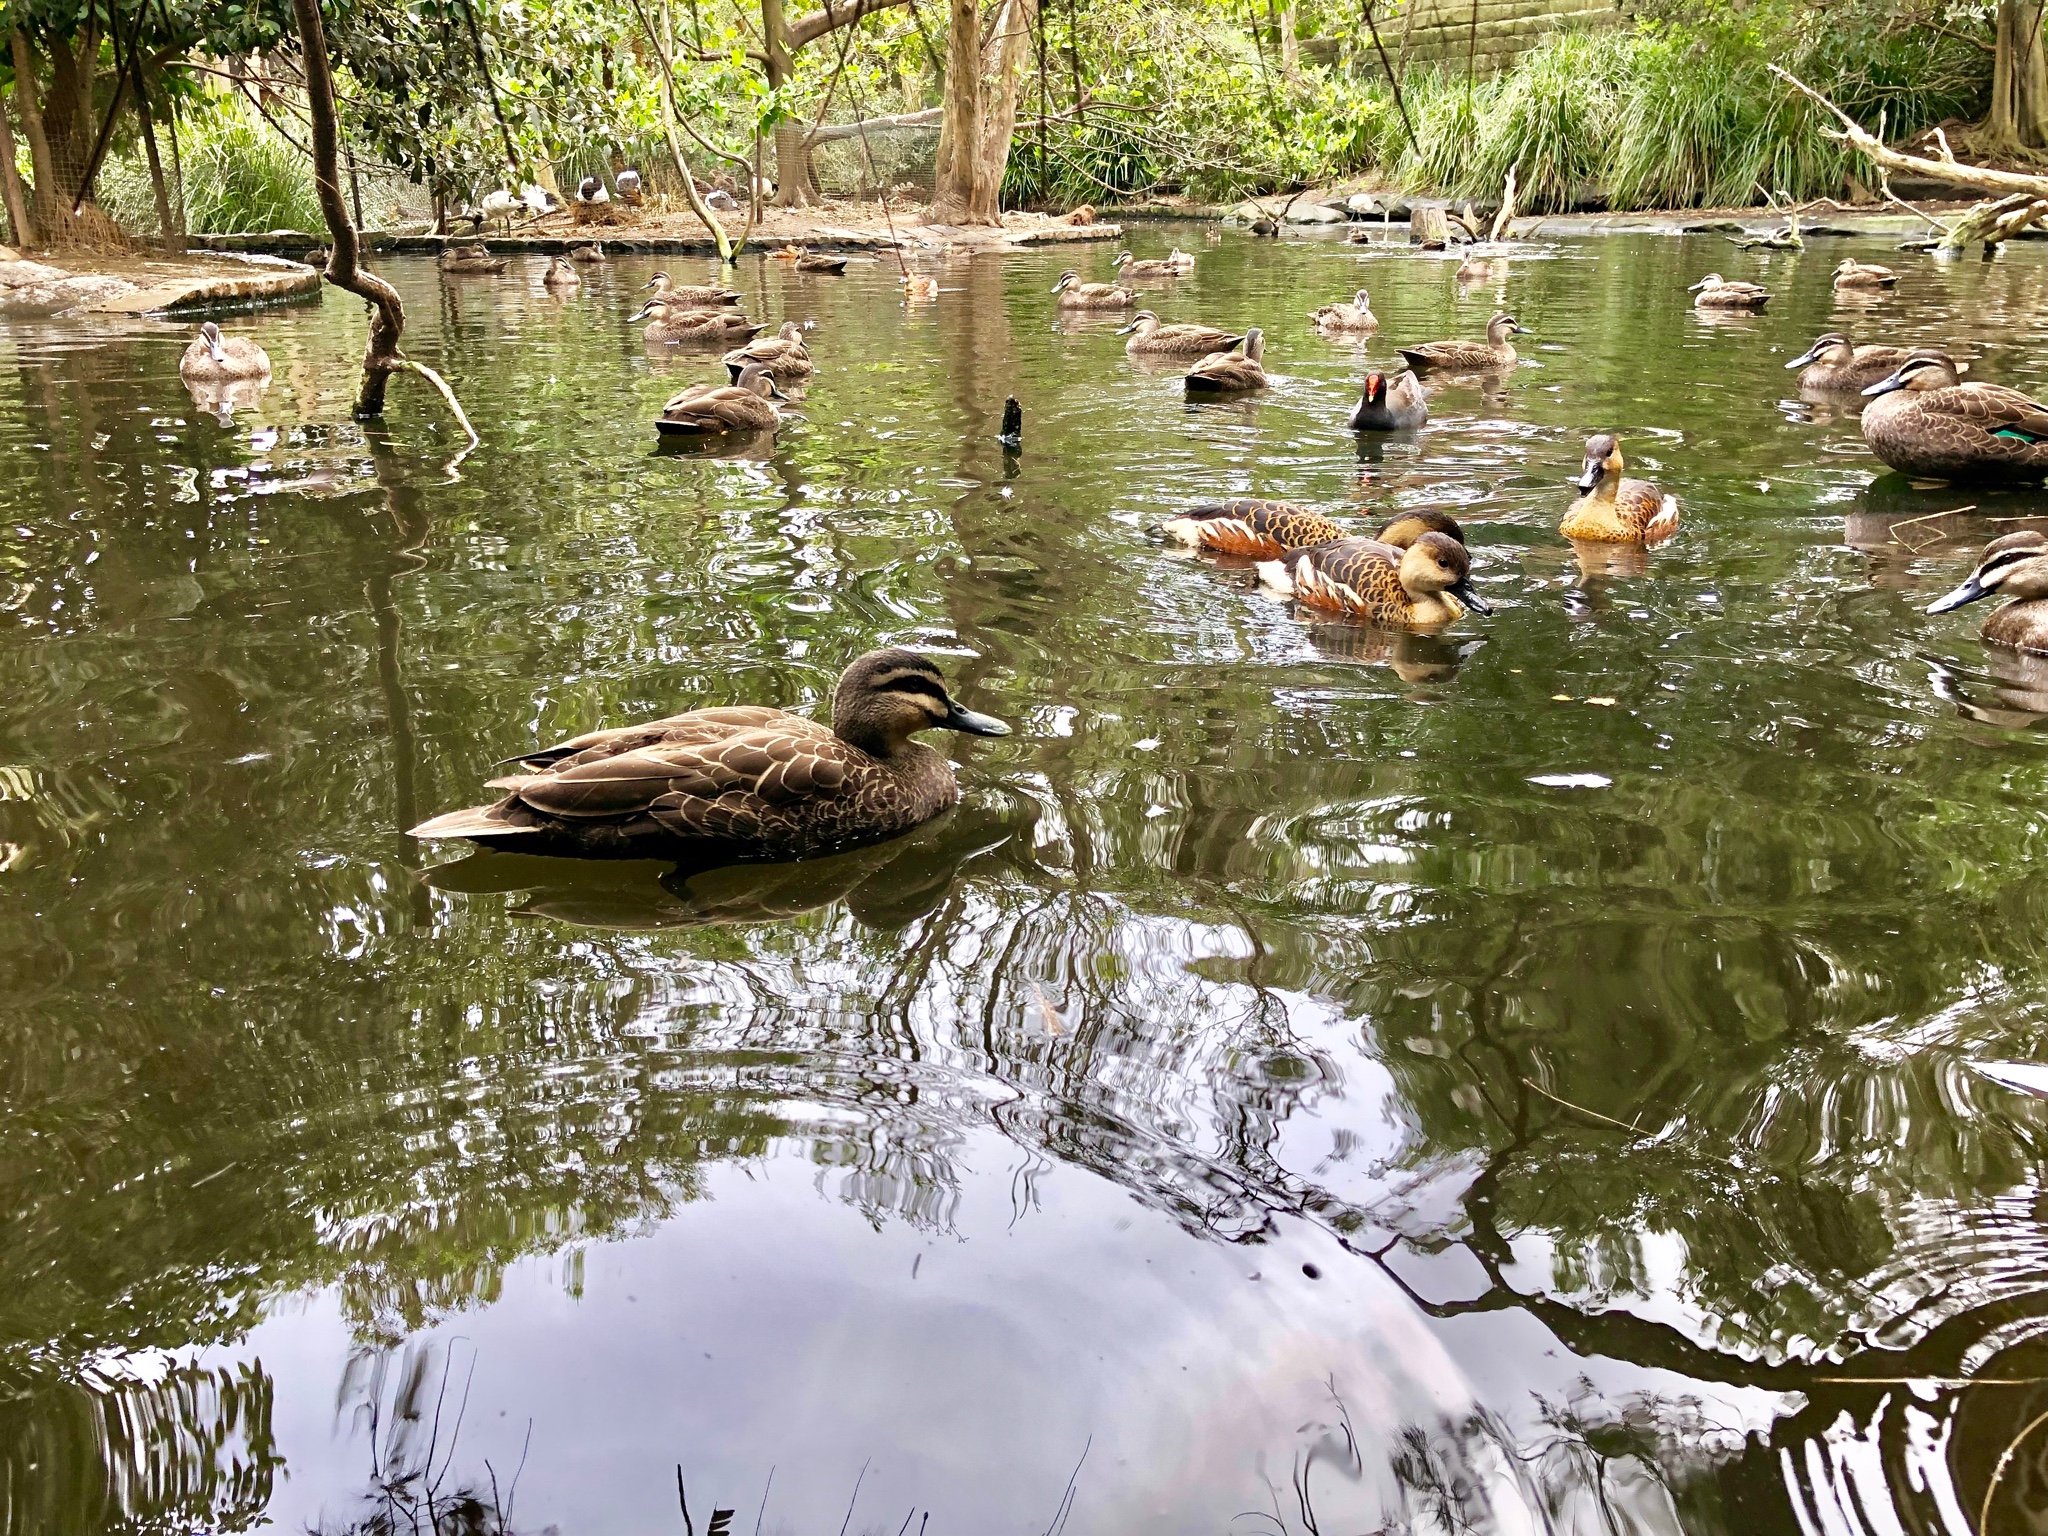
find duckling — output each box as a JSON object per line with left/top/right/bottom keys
{"left": 1834, "top": 258, "right": 1898, "bottom": 291}
{"left": 1785, "top": 332, "right": 1910, "bottom": 394}
{"left": 1687, "top": 273, "right": 1770, "bottom": 310}
{"left": 1309, "top": 289, "right": 1378, "bottom": 335}
{"left": 1117, "top": 310, "right": 1245, "bottom": 358}
{"left": 438, "top": 244, "right": 507, "bottom": 275}
{"left": 1112, "top": 250, "right": 1181, "bottom": 281}
{"left": 569, "top": 244, "right": 606, "bottom": 263}
{"left": 1161, "top": 503, "right": 1461, "bottom": 560}
{"left": 641, "top": 272, "right": 743, "bottom": 307}
{"left": 178, "top": 321, "right": 271, "bottom": 383}
{"left": 796, "top": 253, "right": 849, "bottom": 274}
{"left": 1165, "top": 247, "right": 1198, "bottom": 274}
{"left": 1397, "top": 311, "right": 1526, "bottom": 373}
{"left": 902, "top": 272, "right": 940, "bottom": 300}
{"left": 722, "top": 320, "right": 814, "bottom": 384}
{"left": 542, "top": 257, "right": 581, "bottom": 288}
{"left": 632, "top": 298, "right": 763, "bottom": 345}
{"left": 1926, "top": 531, "right": 2048, "bottom": 654}
{"left": 1256, "top": 532, "right": 1490, "bottom": 626}
{"left": 1561, "top": 433, "right": 1680, "bottom": 544}
{"left": 1051, "top": 268, "right": 1136, "bottom": 310}
{"left": 1348, "top": 367, "right": 1428, "bottom": 431}
{"left": 408, "top": 648, "right": 1011, "bottom": 860}
{"left": 1861, "top": 352, "right": 2048, "bottom": 483}
{"left": 655, "top": 362, "right": 786, "bottom": 435}
{"left": 1184, "top": 326, "right": 1267, "bottom": 395}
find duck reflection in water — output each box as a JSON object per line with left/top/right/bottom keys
{"left": 654, "top": 427, "right": 779, "bottom": 462}
{"left": 1301, "top": 620, "right": 1482, "bottom": 680}
{"left": 1927, "top": 648, "right": 2048, "bottom": 728}
{"left": 183, "top": 374, "right": 268, "bottom": 426}
{"left": 422, "top": 802, "right": 1018, "bottom": 930}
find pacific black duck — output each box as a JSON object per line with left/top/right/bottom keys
{"left": 633, "top": 298, "right": 762, "bottom": 345}
{"left": 656, "top": 363, "right": 786, "bottom": 434}
{"left": 1118, "top": 310, "right": 1244, "bottom": 358}
{"left": 1112, "top": 250, "right": 1181, "bottom": 282}
{"left": 1834, "top": 258, "right": 1898, "bottom": 291}
{"left": 1927, "top": 531, "right": 2048, "bottom": 654}
{"left": 1688, "top": 273, "right": 1769, "bottom": 310}
{"left": 542, "top": 257, "right": 580, "bottom": 288}
{"left": 642, "top": 272, "right": 743, "bottom": 307}
{"left": 1862, "top": 352, "right": 2048, "bottom": 483}
{"left": 1310, "top": 289, "right": 1378, "bottom": 336}
{"left": 722, "top": 320, "right": 814, "bottom": 383}
{"left": 1051, "top": 269, "right": 1136, "bottom": 310}
{"left": 408, "top": 649, "right": 1011, "bottom": 860}
{"left": 439, "top": 244, "right": 507, "bottom": 274}
{"left": 1184, "top": 326, "right": 1267, "bottom": 395}
{"left": 178, "top": 321, "right": 270, "bottom": 382}
{"left": 1785, "top": 333, "right": 1911, "bottom": 394}
{"left": 1397, "top": 312, "right": 1526, "bottom": 373}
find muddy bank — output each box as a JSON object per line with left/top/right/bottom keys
{"left": 0, "top": 247, "right": 321, "bottom": 318}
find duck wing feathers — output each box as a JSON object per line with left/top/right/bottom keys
{"left": 1184, "top": 352, "right": 1267, "bottom": 392}
{"left": 1134, "top": 324, "right": 1244, "bottom": 356}
{"left": 505, "top": 706, "right": 794, "bottom": 769}
{"left": 1167, "top": 499, "right": 1345, "bottom": 556}
{"left": 1396, "top": 340, "right": 1505, "bottom": 371}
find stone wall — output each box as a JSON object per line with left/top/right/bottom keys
{"left": 1388, "top": 0, "right": 1631, "bottom": 73}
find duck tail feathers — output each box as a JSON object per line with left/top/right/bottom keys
{"left": 1254, "top": 558, "right": 1295, "bottom": 595}
{"left": 408, "top": 802, "right": 531, "bottom": 840}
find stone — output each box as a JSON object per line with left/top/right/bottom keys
{"left": 1285, "top": 202, "right": 1347, "bottom": 225}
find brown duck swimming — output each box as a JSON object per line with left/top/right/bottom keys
{"left": 1310, "top": 289, "right": 1378, "bottom": 335}
{"left": 1112, "top": 250, "right": 1181, "bottom": 282}
{"left": 1834, "top": 258, "right": 1898, "bottom": 291}
{"left": 1349, "top": 367, "right": 1428, "bottom": 430}
{"left": 1184, "top": 327, "right": 1267, "bottom": 395}
{"left": 722, "top": 320, "right": 814, "bottom": 383}
{"left": 1256, "top": 532, "right": 1489, "bottom": 626}
{"left": 408, "top": 649, "right": 1011, "bottom": 860}
{"left": 1118, "top": 310, "right": 1245, "bottom": 358}
{"left": 633, "top": 298, "right": 763, "bottom": 345}
{"left": 797, "top": 253, "right": 850, "bottom": 274}
{"left": 179, "top": 321, "right": 271, "bottom": 383}
{"left": 1397, "top": 312, "right": 1526, "bottom": 373}
{"left": 1161, "top": 504, "right": 1461, "bottom": 560}
{"left": 569, "top": 244, "right": 606, "bottom": 263}
{"left": 1785, "top": 333, "right": 1911, "bottom": 394}
{"left": 656, "top": 363, "right": 786, "bottom": 434}
{"left": 642, "top": 272, "right": 743, "bottom": 307}
{"left": 1688, "top": 273, "right": 1769, "bottom": 310}
{"left": 439, "top": 244, "right": 507, "bottom": 274}
{"left": 1927, "top": 531, "right": 2048, "bottom": 654}
{"left": 1561, "top": 434, "right": 1680, "bottom": 544}
{"left": 1051, "top": 268, "right": 1136, "bottom": 310}
{"left": 1862, "top": 352, "right": 2048, "bottom": 483}
{"left": 543, "top": 257, "right": 581, "bottom": 288}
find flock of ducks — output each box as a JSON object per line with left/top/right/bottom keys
{"left": 171, "top": 233, "right": 2048, "bottom": 863}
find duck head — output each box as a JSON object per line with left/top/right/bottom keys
{"left": 1573, "top": 433, "right": 1625, "bottom": 493}
{"left": 1114, "top": 309, "right": 1159, "bottom": 336}
{"left": 831, "top": 649, "right": 1012, "bottom": 756}
{"left": 1398, "top": 532, "right": 1491, "bottom": 614}
{"left": 1787, "top": 332, "right": 1852, "bottom": 370}
{"left": 1927, "top": 531, "right": 2048, "bottom": 613}
{"left": 641, "top": 271, "right": 672, "bottom": 293}
{"left": 1352, "top": 288, "right": 1372, "bottom": 309}
{"left": 735, "top": 362, "right": 788, "bottom": 400}
{"left": 1112, "top": 250, "right": 1135, "bottom": 270}
{"left": 1377, "top": 509, "right": 1464, "bottom": 549}
{"left": 1050, "top": 268, "right": 1080, "bottom": 294}
{"left": 1240, "top": 326, "right": 1266, "bottom": 363}
{"left": 628, "top": 298, "right": 665, "bottom": 323}
{"left": 1488, "top": 312, "right": 1529, "bottom": 344}
{"left": 198, "top": 321, "right": 226, "bottom": 364}
{"left": 1863, "top": 352, "right": 1963, "bottom": 397}
{"left": 1686, "top": 273, "right": 1726, "bottom": 292}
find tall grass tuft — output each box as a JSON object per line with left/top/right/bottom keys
{"left": 101, "top": 101, "right": 323, "bottom": 236}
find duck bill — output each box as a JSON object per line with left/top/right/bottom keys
{"left": 1785, "top": 345, "right": 1822, "bottom": 370}
{"left": 1510, "top": 322, "right": 1531, "bottom": 335}
{"left": 1926, "top": 573, "right": 1993, "bottom": 613}
{"left": 943, "top": 703, "right": 1011, "bottom": 737}
{"left": 628, "top": 302, "right": 657, "bottom": 323}
{"left": 1451, "top": 580, "right": 1492, "bottom": 615}
{"left": 1862, "top": 371, "right": 1908, "bottom": 398}
{"left": 209, "top": 340, "right": 227, "bottom": 363}
{"left": 1572, "top": 460, "right": 1604, "bottom": 493}
{"left": 1114, "top": 318, "right": 1141, "bottom": 335}
{"left": 1686, "top": 279, "right": 1709, "bottom": 292}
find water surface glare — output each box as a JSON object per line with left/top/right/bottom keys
{"left": 5, "top": 232, "right": 2048, "bottom": 1534}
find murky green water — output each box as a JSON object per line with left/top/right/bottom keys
{"left": 4, "top": 228, "right": 2048, "bottom": 1534}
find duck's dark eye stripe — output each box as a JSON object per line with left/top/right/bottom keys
{"left": 1978, "top": 548, "right": 2038, "bottom": 579}
{"left": 881, "top": 674, "right": 949, "bottom": 703}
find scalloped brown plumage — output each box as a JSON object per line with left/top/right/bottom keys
{"left": 1256, "top": 533, "right": 1489, "bottom": 626}
{"left": 409, "top": 649, "right": 1010, "bottom": 859}
{"left": 1862, "top": 353, "right": 2048, "bottom": 484}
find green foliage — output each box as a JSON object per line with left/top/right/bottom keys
{"left": 100, "top": 98, "right": 324, "bottom": 235}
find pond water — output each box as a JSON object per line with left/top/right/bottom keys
{"left": 4, "top": 227, "right": 2048, "bottom": 1536}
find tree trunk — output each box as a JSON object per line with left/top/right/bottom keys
{"left": 1990, "top": 1, "right": 2048, "bottom": 149}
{"left": 134, "top": 73, "right": 179, "bottom": 252}
{"left": 1273, "top": 0, "right": 1299, "bottom": 78}
{"left": 762, "top": 0, "right": 814, "bottom": 205}
{"left": 0, "top": 94, "right": 37, "bottom": 246}
{"left": 931, "top": 0, "right": 1032, "bottom": 225}
{"left": 10, "top": 32, "right": 59, "bottom": 228}
{"left": 289, "top": 0, "right": 408, "bottom": 416}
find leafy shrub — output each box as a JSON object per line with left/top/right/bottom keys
{"left": 102, "top": 100, "right": 323, "bottom": 235}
